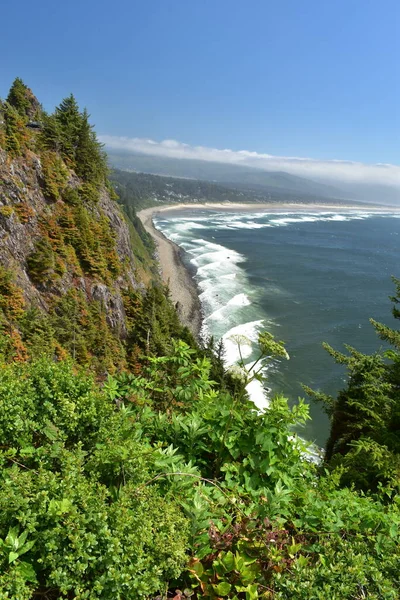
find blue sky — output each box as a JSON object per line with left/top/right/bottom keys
{"left": 1, "top": 0, "right": 399, "bottom": 168}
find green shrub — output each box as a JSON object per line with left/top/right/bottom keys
{"left": 0, "top": 359, "right": 189, "bottom": 598}
{"left": 40, "top": 151, "right": 68, "bottom": 201}
{"left": 27, "top": 238, "right": 55, "bottom": 284}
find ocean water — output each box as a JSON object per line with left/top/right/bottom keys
{"left": 154, "top": 208, "right": 400, "bottom": 446}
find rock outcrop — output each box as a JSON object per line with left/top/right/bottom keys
{"left": 0, "top": 146, "right": 141, "bottom": 337}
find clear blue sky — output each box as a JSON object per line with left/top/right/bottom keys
{"left": 1, "top": 0, "right": 399, "bottom": 164}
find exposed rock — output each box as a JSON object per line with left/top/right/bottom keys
{"left": 0, "top": 147, "right": 138, "bottom": 335}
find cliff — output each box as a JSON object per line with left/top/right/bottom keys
{"left": 0, "top": 78, "right": 190, "bottom": 371}
{"left": 0, "top": 147, "right": 139, "bottom": 331}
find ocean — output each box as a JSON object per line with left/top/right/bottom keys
{"left": 153, "top": 207, "right": 400, "bottom": 447}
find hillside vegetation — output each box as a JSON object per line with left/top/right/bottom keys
{"left": 0, "top": 79, "right": 399, "bottom": 599}
{"left": 107, "top": 151, "right": 342, "bottom": 201}
{"left": 0, "top": 78, "right": 195, "bottom": 372}
{"left": 110, "top": 168, "right": 359, "bottom": 213}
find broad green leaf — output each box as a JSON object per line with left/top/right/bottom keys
{"left": 214, "top": 581, "right": 231, "bottom": 596}
{"left": 220, "top": 551, "right": 235, "bottom": 572}
{"left": 18, "top": 561, "right": 37, "bottom": 583}
{"left": 18, "top": 539, "right": 36, "bottom": 556}
{"left": 8, "top": 551, "right": 19, "bottom": 564}
{"left": 5, "top": 526, "right": 19, "bottom": 548}
{"left": 245, "top": 583, "right": 258, "bottom": 600}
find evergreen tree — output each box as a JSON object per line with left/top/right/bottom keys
{"left": 26, "top": 238, "right": 55, "bottom": 283}
{"left": 39, "top": 113, "right": 62, "bottom": 153}
{"left": 6, "top": 78, "right": 31, "bottom": 118}
{"left": 306, "top": 278, "right": 400, "bottom": 491}
{"left": 54, "top": 94, "right": 82, "bottom": 163}
{"left": 3, "top": 102, "right": 25, "bottom": 158}
{"left": 75, "top": 109, "right": 107, "bottom": 184}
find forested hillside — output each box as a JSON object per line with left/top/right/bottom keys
{"left": 0, "top": 78, "right": 194, "bottom": 372}
{"left": 110, "top": 168, "right": 358, "bottom": 212}
{"left": 0, "top": 79, "right": 399, "bottom": 600}
{"left": 107, "top": 151, "right": 343, "bottom": 200}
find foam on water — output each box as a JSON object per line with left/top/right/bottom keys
{"left": 227, "top": 293, "right": 251, "bottom": 307}
{"left": 175, "top": 221, "right": 207, "bottom": 231}
{"left": 152, "top": 208, "right": 400, "bottom": 417}
{"left": 245, "top": 378, "right": 269, "bottom": 410}
{"left": 155, "top": 210, "right": 400, "bottom": 241}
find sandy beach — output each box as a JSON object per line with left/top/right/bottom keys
{"left": 137, "top": 205, "right": 203, "bottom": 337}
{"left": 138, "top": 201, "right": 399, "bottom": 338}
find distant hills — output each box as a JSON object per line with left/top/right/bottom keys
{"left": 107, "top": 151, "right": 343, "bottom": 201}
{"left": 110, "top": 168, "right": 367, "bottom": 212}
{"left": 107, "top": 150, "right": 400, "bottom": 206}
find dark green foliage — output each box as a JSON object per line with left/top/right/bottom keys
{"left": 17, "top": 307, "right": 56, "bottom": 358}
{"left": 3, "top": 102, "right": 25, "bottom": 158}
{"left": 39, "top": 113, "right": 62, "bottom": 153}
{"left": 306, "top": 277, "right": 400, "bottom": 491}
{"left": 201, "top": 336, "right": 238, "bottom": 394}
{"left": 6, "top": 78, "right": 32, "bottom": 118}
{"left": 27, "top": 238, "right": 55, "bottom": 283}
{"left": 110, "top": 167, "right": 356, "bottom": 210}
{"left": 0, "top": 359, "right": 189, "bottom": 598}
{"left": 104, "top": 337, "right": 400, "bottom": 599}
{"left": 74, "top": 108, "right": 108, "bottom": 184}
{"left": 38, "top": 95, "right": 108, "bottom": 187}
{"left": 124, "top": 285, "right": 196, "bottom": 357}
{"left": 53, "top": 94, "right": 82, "bottom": 163}
{"left": 110, "top": 167, "right": 266, "bottom": 210}
{"left": 50, "top": 289, "right": 126, "bottom": 371}
{"left": 61, "top": 186, "right": 81, "bottom": 205}
{"left": 0, "top": 318, "right": 399, "bottom": 597}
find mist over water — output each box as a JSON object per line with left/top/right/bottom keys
{"left": 154, "top": 208, "right": 400, "bottom": 446}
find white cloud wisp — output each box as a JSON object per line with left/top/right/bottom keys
{"left": 99, "top": 134, "right": 400, "bottom": 189}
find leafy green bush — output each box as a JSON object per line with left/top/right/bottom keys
{"left": 0, "top": 359, "right": 189, "bottom": 598}
{"left": 105, "top": 335, "right": 400, "bottom": 600}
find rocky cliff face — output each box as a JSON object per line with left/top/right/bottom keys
{"left": 0, "top": 78, "right": 192, "bottom": 371}
{"left": 0, "top": 147, "right": 140, "bottom": 339}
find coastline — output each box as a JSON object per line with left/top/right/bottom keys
{"left": 137, "top": 201, "right": 400, "bottom": 339}
{"left": 137, "top": 205, "right": 203, "bottom": 337}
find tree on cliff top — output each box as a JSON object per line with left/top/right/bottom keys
{"left": 6, "top": 77, "right": 41, "bottom": 120}
{"left": 54, "top": 94, "right": 82, "bottom": 163}
{"left": 75, "top": 108, "right": 108, "bottom": 184}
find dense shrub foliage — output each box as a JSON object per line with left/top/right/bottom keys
{"left": 0, "top": 330, "right": 398, "bottom": 599}
{"left": 0, "top": 359, "right": 188, "bottom": 599}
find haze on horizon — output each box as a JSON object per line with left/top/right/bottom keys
{"left": 101, "top": 134, "right": 400, "bottom": 203}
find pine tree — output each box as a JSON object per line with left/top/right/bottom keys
{"left": 305, "top": 278, "right": 400, "bottom": 490}
{"left": 3, "top": 102, "right": 25, "bottom": 157}
{"left": 6, "top": 78, "right": 31, "bottom": 118}
{"left": 75, "top": 109, "right": 107, "bottom": 184}
{"left": 54, "top": 94, "right": 82, "bottom": 163}
{"left": 27, "top": 238, "right": 55, "bottom": 283}
{"left": 40, "top": 113, "right": 63, "bottom": 153}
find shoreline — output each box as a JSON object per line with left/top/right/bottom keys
{"left": 137, "top": 201, "right": 400, "bottom": 339}
{"left": 137, "top": 205, "right": 203, "bottom": 337}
